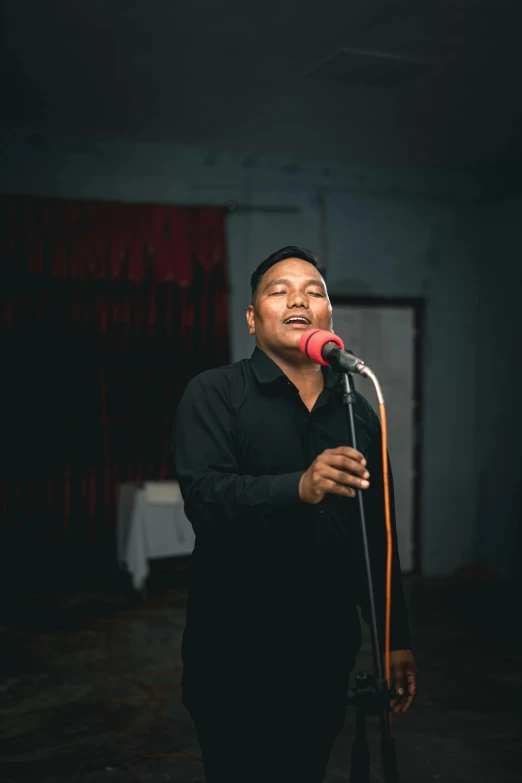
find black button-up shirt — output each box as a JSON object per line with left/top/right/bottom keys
{"left": 174, "top": 347, "right": 410, "bottom": 702}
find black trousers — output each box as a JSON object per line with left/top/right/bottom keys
{"left": 185, "top": 693, "right": 346, "bottom": 783}
{"left": 182, "top": 552, "right": 360, "bottom": 781}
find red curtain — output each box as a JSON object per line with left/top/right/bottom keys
{"left": 1, "top": 194, "right": 230, "bottom": 588}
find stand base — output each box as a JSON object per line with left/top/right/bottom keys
{"left": 347, "top": 673, "right": 400, "bottom": 783}
{"left": 381, "top": 737, "right": 399, "bottom": 783}
{"left": 351, "top": 736, "right": 370, "bottom": 783}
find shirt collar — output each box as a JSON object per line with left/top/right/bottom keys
{"left": 249, "top": 346, "right": 340, "bottom": 391}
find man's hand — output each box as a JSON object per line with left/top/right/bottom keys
{"left": 389, "top": 650, "right": 418, "bottom": 713}
{"left": 298, "top": 446, "right": 370, "bottom": 504}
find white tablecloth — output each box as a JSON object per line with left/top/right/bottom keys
{"left": 117, "top": 481, "right": 195, "bottom": 590}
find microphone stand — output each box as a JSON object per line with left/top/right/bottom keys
{"left": 341, "top": 371, "right": 400, "bottom": 783}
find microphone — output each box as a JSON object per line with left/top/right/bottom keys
{"left": 299, "top": 328, "right": 370, "bottom": 377}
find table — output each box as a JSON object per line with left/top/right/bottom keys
{"left": 117, "top": 481, "right": 195, "bottom": 590}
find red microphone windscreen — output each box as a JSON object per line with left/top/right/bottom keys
{"left": 299, "top": 329, "right": 344, "bottom": 366}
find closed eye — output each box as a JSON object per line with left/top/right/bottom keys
{"left": 269, "top": 289, "right": 324, "bottom": 297}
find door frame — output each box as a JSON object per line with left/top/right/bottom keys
{"left": 329, "top": 295, "right": 425, "bottom": 574}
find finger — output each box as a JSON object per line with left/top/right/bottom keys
{"left": 392, "top": 670, "right": 406, "bottom": 714}
{"left": 335, "top": 467, "right": 370, "bottom": 489}
{"left": 327, "top": 446, "right": 366, "bottom": 465}
{"left": 321, "top": 478, "right": 360, "bottom": 498}
{"left": 318, "top": 463, "right": 369, "bottom": 486}
{"left": 390, "top": 686, "right": 405, "bottom": 712}
{"left": 321, "top": 467, "right": 370, "bottom": 491}
{"left": 325, "top": 454, "right": 370, "bottom": 478}
{"left": 400, "top": 670, "right": 418, "bottom": 713}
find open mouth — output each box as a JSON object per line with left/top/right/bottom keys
{"left": 283, "top": 316, "right": 311, "bottom": 326}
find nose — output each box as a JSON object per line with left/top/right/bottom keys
{"left": 287, "top": 290, "right": 309, "bottom": 309}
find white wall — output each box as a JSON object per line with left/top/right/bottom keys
{"left": 3, "top": 131, "right": 517, "bottom": 578}
{"left": 326, "top": 192, "right": 480, "bottom": 577}
{"left": 473, "top": 196, "right": 522, "bottom": 579}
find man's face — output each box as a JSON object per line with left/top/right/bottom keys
{"left": 246, "top": 257, "right": 333, "bottom": 355}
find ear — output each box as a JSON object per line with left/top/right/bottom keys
{"left": 246, "top": 304, "right": 255, "bottom": 335}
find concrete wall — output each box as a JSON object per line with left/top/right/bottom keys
{"left": 2, "top": 130, "right": 518, "bottom": 579}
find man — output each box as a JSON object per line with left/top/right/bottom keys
{"left": 174, "top": 246, "right": 418, "bottom": 783}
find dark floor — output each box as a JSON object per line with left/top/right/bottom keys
{"left": 0, "top": 567, "right": 521, "bottom": 783}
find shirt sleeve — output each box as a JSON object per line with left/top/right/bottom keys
{"left": 173, "top": 372, "right": 305, "bottom": 530}
{"left": 355, "top": 398, "right": 412, "bottom": 652}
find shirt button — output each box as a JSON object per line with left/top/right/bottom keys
{"left": 318, "top": 508, "right": 325, "bottom": 515}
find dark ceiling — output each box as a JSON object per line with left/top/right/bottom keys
{"left": 1, "top": 0, "right": 521, "bottom": 165}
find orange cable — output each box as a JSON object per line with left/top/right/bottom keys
{"left": 378, "top": 402, "right": 392, "bottom": 697}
